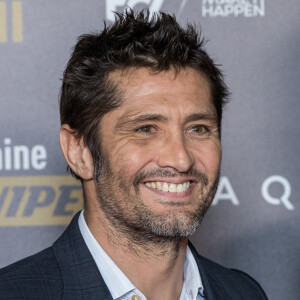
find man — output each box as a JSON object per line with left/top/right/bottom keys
{"left": 0, "top": 10, "right": 267, "bottom": 300}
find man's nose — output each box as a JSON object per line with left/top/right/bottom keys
{"left": 157, "top": 133, "right": 194, "bottom": 172}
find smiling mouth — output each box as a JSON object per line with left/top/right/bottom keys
{"left": 144, "top": 181, "right": 191, "bottom": 193}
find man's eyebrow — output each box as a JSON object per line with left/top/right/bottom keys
{"left": 116, "top": 112, "right": 217, "bottom": 130}
{"left": 116, "top": 114, "right": 168, "bottom": 129}
{"left": 184, "top": 113, "right": 217, "bottom": 123}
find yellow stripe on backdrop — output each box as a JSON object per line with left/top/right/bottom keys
{"left": 0, "top": 176, "right": 84, "bottom": 226}
{"left": 0, "top": 2, "right": 7, "bottom": 43}
{"left": 12, "top": 1, "right": 23, "bottom": 43}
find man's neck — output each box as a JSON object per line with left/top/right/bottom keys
{"left": 84, "top": 207, "right": 189, "bottom": 300}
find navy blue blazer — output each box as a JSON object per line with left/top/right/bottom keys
{"left": 0, "top": 212, "right": 268, "bottom": 299}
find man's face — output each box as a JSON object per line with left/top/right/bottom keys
{"left": 95, "top": 68, "right": 221, "bottom": 239}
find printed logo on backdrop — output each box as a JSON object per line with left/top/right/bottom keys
{"left": 0, "top": 138, "right": 83, "bottom": 226}
{"left": 106, "top": 0, "right": 188, "bottom": 21}
{"left": 261, "top": 175, "right": 294, "bottom": 210}
{"left": 0, "top": 1, "right": 23, "bottom": 43}
{"left": 201, "top": 0, "right": 265, "bottom": 18}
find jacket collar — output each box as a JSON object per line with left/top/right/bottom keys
{"left": 188, "top": 241, "right": 232, "bottom": 300}
{"left": 52, "top": 211, "right": 113, "bottom": 299}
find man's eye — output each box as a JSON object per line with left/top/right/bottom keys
{"left": 190, "top": 125, "right": 208, "bottom": 134}
{"left": 135, "top": 125, "right": 157, "bottom": 134}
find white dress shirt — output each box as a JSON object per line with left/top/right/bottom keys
{"left": 78, "top": 210, "right": 205, "bottom": 300}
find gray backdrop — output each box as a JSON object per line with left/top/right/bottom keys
{"left": 0, "top": 1, "right": 299, "bottom": 299}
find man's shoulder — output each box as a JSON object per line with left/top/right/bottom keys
{"left": 202, "top": 256, "right": 268, "bottom": 299}
{"left": 201, "top": 254, "right": 263, "bottom": 283}
{"left": 189, "top": 244, "right": 268, "bottom": 299}
{"left": 0, "top": 247, "right": 63, "bottom": 299}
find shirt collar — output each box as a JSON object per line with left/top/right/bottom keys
{"left": 182, "top": 246, "right": 204, "bottom": 299}
{"left": 78, "top": 210, "right": 134, "bottom": 299}
{"left": 78, "top": 210, "right": 204, "bottom": 300}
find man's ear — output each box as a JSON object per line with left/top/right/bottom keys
{"left": 59, "top": 124, "right": 94, "bottom": 180}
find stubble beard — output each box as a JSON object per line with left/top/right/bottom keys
{"left": 93, "top": 154, "right": 220, "bottom": 248}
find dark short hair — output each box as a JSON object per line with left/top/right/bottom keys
{"left": 60, "top": 9, "right": 229, "bottom": 180}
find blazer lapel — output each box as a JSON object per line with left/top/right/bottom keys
{"left": 52, "top": 211, "right": 113, "bottom": 300}
{"left": 189, "top": 242, "right": 232, "bottom": 300}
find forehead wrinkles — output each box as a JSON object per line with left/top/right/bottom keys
{"left": 108, "top": 68, "right": 214, "bottom": 117}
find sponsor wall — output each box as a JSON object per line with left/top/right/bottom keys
{"left": 0, "top": 0, "right": 299, "bottom": 299}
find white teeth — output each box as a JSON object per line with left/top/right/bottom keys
{"left": 169, "top": 183, "right": 177, "bottom": 192}
{"left": 144, "top": 181, "right": 191, "bottom": 193}
{"left": 176, "top": 184, "right": 183, "bottom": 192}
{"left": 162, "top": 182, "right": 169, "bottom": 192}
{"left": 156, "top": 182, "right": 162, "bottom": 191}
